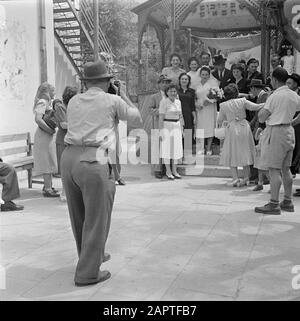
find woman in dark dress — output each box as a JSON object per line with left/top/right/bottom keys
{"left": 178, "top": 73, "right": 196, "bottom": 152}
{"left": 178, "top": 73, "right": 196, "bottom": 129}
{"left": 232, "top": 63, "right": 249, "bottom": 96}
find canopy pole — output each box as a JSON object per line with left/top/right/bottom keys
{"left": 261, "top": 2, "right": 267, "bottom": 78}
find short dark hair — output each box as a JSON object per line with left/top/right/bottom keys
{"left": 178, "top": 72, "right": 191, "bottom": 89}
{"left": 199, "top": 66, "right": 211, "bottom": 75}
{"left": 272, "top": 67, "right": 289, "bottom": 83}
{"left": 188, "top": 56, "right": 199, "bottom": 68}
{"left": 223, "top": 83, "right": 239, "bottom": 100}
{"left": 62, "top": 86, "right": 78, "bottom": 106}
{"left": 170, "top": 53, "right": 182, "bottom": 62}
{"left": 232, "top": 63, "right": 245, "bottom": 73}
{"left": 164, "top": 83, "right": 178, "bottom": 97}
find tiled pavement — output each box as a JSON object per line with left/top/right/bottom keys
{"left": 1, "top": 165, "right": 300, "bottom": 301}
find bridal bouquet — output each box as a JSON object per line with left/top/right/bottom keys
{"left": 207, "top": 87, "right": 224, "bottom": 101}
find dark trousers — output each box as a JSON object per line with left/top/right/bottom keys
{"left": 0, "top": 162, "right": 20, "bottom": 202}
{"left": 61, "top": 146, "right": 116, "bottom": 283}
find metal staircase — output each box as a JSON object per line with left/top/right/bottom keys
{"left": 53, "top": 0, "right": 113, "bottom": 77}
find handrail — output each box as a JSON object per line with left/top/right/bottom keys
{"left": 80, "top": 0, "right": 113, "bottom": 55}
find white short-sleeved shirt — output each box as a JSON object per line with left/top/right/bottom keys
{"left": 159, "top": 97, "right": 182, "bottom": 120}
{"left": 264, "top": 85, "right": 300, "bottom": 126}
{"left": 64, "top": 87, "right": 142, "bottom": 149}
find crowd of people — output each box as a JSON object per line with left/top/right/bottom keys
{"left": 1, "top": 49, "right": 300, "bottom": 286}
{"left": 149, "top": 51, "right": 300, "bottom": 214}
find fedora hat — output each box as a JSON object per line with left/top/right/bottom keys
{"left": 288, "top": 73, "right": 300, "bottom": 87}
{"left": 213, "top": 54, "right": 227, "bottom": 65}
{"left": 81, "top": 60, "right": 113, "bottom": 80}
{"left": 249, "top": 79, "right": 265, "bottom": 88}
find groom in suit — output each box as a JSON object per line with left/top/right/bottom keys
{"left": 212, "top": 55, "right": 234, "bottom": 90}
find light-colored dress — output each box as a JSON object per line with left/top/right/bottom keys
{"left": 195, "top": 77, "right": 219, "bottom": 138}
{"left": 162, "top": 66, "right": 186, "bottom": 85}
{"left": 159, "top": 97, "right": 183, "bottom": 160}
{"left": 187, "top": 70, "right": 201, "bottom": 90}
{"left": 33, "top": 99, "right": 57, "bottom": 175}
{"left": 218, "top": 98, "right": 263, "bottom": 167}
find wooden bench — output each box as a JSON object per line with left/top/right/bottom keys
{"left": 0, "top": 133, "right": 36, "bottom": 188}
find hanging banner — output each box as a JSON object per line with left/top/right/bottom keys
{"left": 195, "top": 33, "right": 261, "bottom": 53}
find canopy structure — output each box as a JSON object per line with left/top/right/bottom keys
{"left": 195, "top": 33, "right": 262, "bottom": 52}
{"left": 132, "top": 0, "right": 300, "bottom": 92}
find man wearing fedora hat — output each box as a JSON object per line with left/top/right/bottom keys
{"left": 148, "top": 74, "right": 171, "bottom": 179}
{"left": 61, "top": 60, "right": 142, "bottom": 286}
{"left": 287, "top": 73, "right": 300, "bottom": 190}
{"left": 212, "top": 55, "right": 234, "bottom": 90}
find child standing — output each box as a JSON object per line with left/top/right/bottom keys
{"left": 253, "top": 127, "right": 270, "bottom": 191}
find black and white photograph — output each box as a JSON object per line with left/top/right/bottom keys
{"left": 1, "top": 0, "right": 300, "bottom": 304}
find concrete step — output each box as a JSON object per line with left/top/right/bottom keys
{"left": 183, "top": 154, "right": 221, "bottom": 166}
{"left": 177, "top": 164, "right": 243, "bottom": 178}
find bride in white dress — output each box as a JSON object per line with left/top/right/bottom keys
{"left": 195, "top": 66, "right": 219, "bottom": 155}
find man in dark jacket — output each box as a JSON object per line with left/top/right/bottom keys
{"left": 212, "top": 55, "right": 234, "bottom": 89}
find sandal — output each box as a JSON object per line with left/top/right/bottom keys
{"left": 172, "top": 173, "right": 182, "bottom": 179}
{"left": 166, "top": 173, "right": 175, "bottom": 180}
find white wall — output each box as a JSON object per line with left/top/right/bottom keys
{"left": 54, "top": 37, "right": 80, "bottom": 100}
{"left": 0, "top": 0, "right": 55, "bottom": 137}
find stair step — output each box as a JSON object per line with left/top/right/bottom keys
{"left": 56, "top": 26, "right": 80, "bottom": 31}
{"left": 64, "top": 43, "right": 81, "bottom": 47}
{"left": 54, "top": 17, "right": 77, "bottom": 22}
{"left": 61, "top": 35, "right": 80, "bottom": 39}
{"left": 69, "top": 51, "right": 81, "bottom": 54}
{"left": 54, "top": 8, "right": 72, "bottom": 13}
{"left": 177, "top": 165, "right": 243, "bottom": 178}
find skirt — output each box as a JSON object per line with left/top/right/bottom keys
{"left": 33, "top": 127, "right": 57, "bottom": 175}
{"left": 160, "top": 121, "right": 183, "bottom": 160}
{"left": 196, "top": 103, "right": 217, "bottom": 138}
{"left": 220, "top": 119, "right": 255, "bottom": 167}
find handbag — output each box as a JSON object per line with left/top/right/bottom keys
{"left": 42, "top": 109, "right": 57, "bottom": 130}
{"left": 214, "top": 121, "right": 228, "bottom": 140}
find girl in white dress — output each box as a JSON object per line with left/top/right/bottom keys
{"left": 159, "top": 84, "right": 184, "bottom": 180}
{"left": 187, "top": 57, "right": 201, "bottom": 90}
{"left": 195, "top": 66, "right": 219, "bottom": 155}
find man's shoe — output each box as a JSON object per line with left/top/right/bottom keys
{"left": 117, "top": 178, "right": 126, "bottom": 186}
{"left": 293, "top": 190, "right": 300, "bottom": 197}
{"left": 253, "top": 184, "right": 263, "bottom": 192}
{"left": 1, "top": 201, "right": 24, "bottom": 212}
{"left": 280, "top": 200, "right": 295, "bottom": 212}
{"left": 75, "top": 270, "right": 111, "bottom": 287}
{"left": 103, "top": 253, "right": 111, "bottom": 263}
{"left": 255, "top": 202, "right": 281, "bottom": 215}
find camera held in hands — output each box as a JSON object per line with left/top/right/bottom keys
{"left": 108, "top": 79, "right": 121, "bottom": 95}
